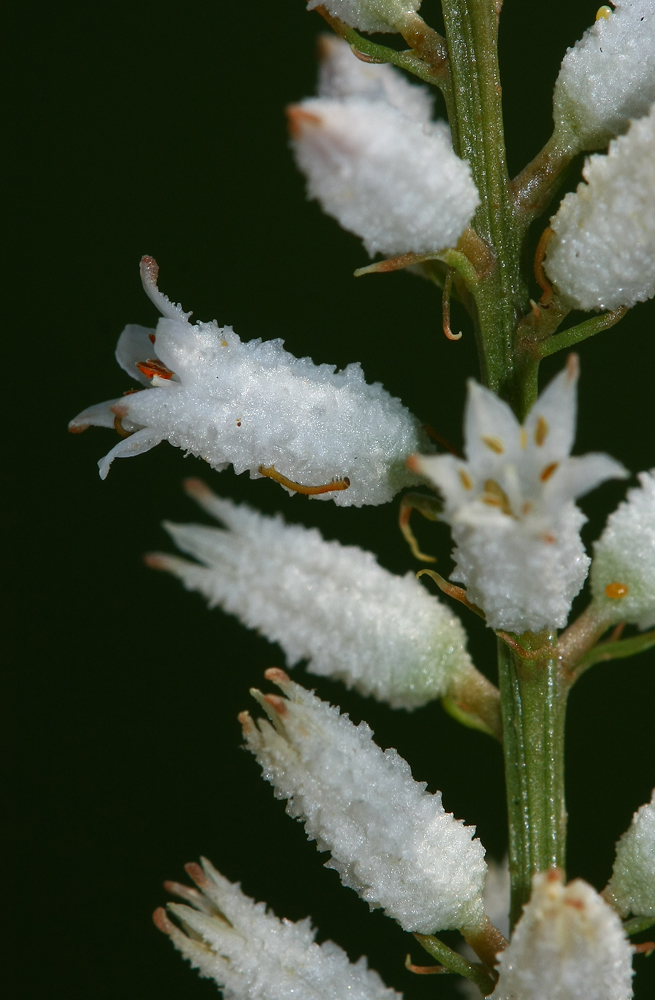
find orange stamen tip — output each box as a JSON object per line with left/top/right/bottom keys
{"left": 264, "top": 668, "right": 290, "bottom": 684}
{"left": 184, "top": 862, "right": 207, "bottom": 888}
{"left": 68, "top": 423, "right": 89, "bottom": 434}
{"left": 136, "top": 358, "right": 175, "bottom": 380}
{"left": 545, "top": 868, "right": 562, "bottom": 883}
{"left": 264, "top": 694, "right": 288, "bottom": 716}
{"left": 140, "top": 256, "right": 159, "bottom": 283}
{"left": 566, "top": 352, "right": 579, "bottom": 380}
{"left": 605, "top": 581, "right": 629, "bottom": 599}
{"left": 153, "top": 907, "right": 174, "bottom": 934}
{"left": 144, "top": 553, "right": 168, "bottom": 570}
{"left": 286, "top": 105, "right": 322, "bottom": 138}
{"left": 183, "top": 477, "right": 212, "bottom": 500}
{"left": 406, "top": 454, "right": 421, "bottom": 472}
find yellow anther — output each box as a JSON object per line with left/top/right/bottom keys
{"left": 520, "top": 428, "right": 527, "bottom": 449}
{"left": 540, "top": 461, "right": 559, "bottom": 483}
{"left": 459, "top": 469, "right": 473, "bottom": 490}
{"left": 482, "top": 435, "right": 504, "bottom": 454}
{"left": 535, "top": 416, "right": 549, "bottom": 446}
{"left": 596, "top": 5, "right": 612, "bottom": 20}
{"left": 605, "top": 581, "right": 629, "bottom": 599}
{"left": 481, "top": 479, "right": 513, "bottom": 516}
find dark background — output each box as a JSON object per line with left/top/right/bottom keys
{"left": 5, "top": 1, "right": 655, "bottom": 996}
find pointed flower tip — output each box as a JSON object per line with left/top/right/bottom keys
{"left": 565, "top": 351, "right": 579, "bottom": 381}
{"left": 237, "top": 710, "right": 254, "bottom": 735}
{"left": 184, "top": 861, "right": 207, "bottom": 888}
{"left": 140, "top": 254, "right": 159, "bottom": 288}
{"left": 286, "top": 104, "right": 323, "bottom": 138}
{"left": 264, "top": 667, "right": 292, "bottom": 685}
{"left": 153, "top": 906, "right": 175, "bottom": 935}
{"left": 143, "top": 552, "right": 169, "bottom": 571}
{"left": 182, "top": 477, "right": 213, "bottom": 501}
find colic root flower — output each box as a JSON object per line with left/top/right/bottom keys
{"left": 68, "top": 257, "right": 429, "bottom": 506}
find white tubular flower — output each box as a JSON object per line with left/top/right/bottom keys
{"left": 490, "top": 870, "right": 634, "bottom": 1000}
{"left": 411, "top": 358, "right": 627, "bottom": 633}
{"left": 154, "top": 857, "right": 401, "bottom": 1000}
{"left": 545, "top": 103, "right": 655, "bottom": 312}
{"left": 605, "top": 789, "right": 655, "bottom": 918}
{"left": 553, "top": 0, "right": 655, "bottom": 150}
{"left": 590, "top": 470, "right": 655, "bottom": 629}
{"left": 240, "top": 670, "right": 487, "bottom": 934}
{"left": 149, "top": 479, "right": 475, "bottom": 711}
{"left": 317, "top": 36, "right": 434, "bottom": 122}
{"left": 68, "top": 258, "right": 428, "bottom": 507}
{"left": 289, "top": 42, "right": 479, "bottom": 258}
{"left": 306, "top": 0, "right": 422, "bottom": 35}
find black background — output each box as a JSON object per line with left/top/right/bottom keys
{"left": 5, "top": 2, "right": 655, "bottom": 997}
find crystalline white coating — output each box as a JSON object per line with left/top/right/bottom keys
{"left": 68, "top": 260, "right": 428, "bottom": 507}
{"left": 458, "top": 856, "right": 511, "bottom": 1000}
{"left": 491, "top": 870, "right": 634, "bottom": 1000}
{"left": 317, "top": 36, "right": 434, "bottom": 122}
{"left": 412, "top": 360, "right": 626, "bottom": 633}
{"left": 306, "top": 0, "right": 421, "bottom": 35}
{"left": 545, "top": 103, "right": 655, "bottom": 312}
{"left": 590, "top": 470, "right": 655, "bottom": 628}
{"left": 153, "top": 481, "right": 474, "bottom": 710}
{"left": 553, "top": 0, "right": 655, "bottom": 150}
{"left": 241, "top": 672, "right": 487, "bottom": 933}
{"left": 606, "top": 789, "right": 655, "bottom": 917}
{"left": 291, "top": 98, "right": 478, "bottom": 257}
{"left": 159, "top": 858, "right": 401, "bottom": 1000}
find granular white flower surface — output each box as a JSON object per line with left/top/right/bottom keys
{"left": 545, "top": 103, "right": 655, "bottom": 312}
{"left": 317, "top": 35, "right": 433, "bottom": 122}
{"left": 606, "top": 789, "right": 655, "bottom": 917}
{"left": 491, "top": 870, "right": 634, "bottom": 1000}
{"left": 553, "top": 0, "right": 655, "bottom": 149}
{"left": 411, "top": 358, "right": 626, "bottom": 633}
{"left": 69, "top": 258, "right": 427, "bottom": 506}
{"left": 151, "top": 480, "right": 474, "bottom": 710}
{"left": 306, "top": 0, "right": 421, "bottom": 34}
{"left": 155, "top": 857, "right": 401, "bottom": 1000}
{"left": 241, "top": 670, "right": 487, "bottom": 933}
{"left": 591, "top": 470, "right": 655, "bottom": 628}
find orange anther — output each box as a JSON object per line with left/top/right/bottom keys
{"left": 605, "top": 582, "right": 629, "bottom": 599}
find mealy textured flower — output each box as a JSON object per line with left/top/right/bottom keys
{"left": 458, "top": 857, "right": 511, "bottom": 1000}
{"left": 590, "top": 470, "right": 655, "bottom": 629}
{"left": 149, "top": 479, "right": 475, "bottom": 710}
{"left": 490, "top": 870, "right": 634, "bottom": 1000}
{"left": 605, "top": 789, "right": 655, "bottom": 918}
{"left": 553, "top": 0, "right": 655, "bottom": 150}
{"left": 68, "top": 258, "right": 428, "bottom": 507}
{"left": 154, "top": 857, "right": 401, "bottom": 1000}
{"left": 241, "top": 669, "right": 487, "bottom": 933}
{"left": 545, "top": 102, "right": 655, "bottom": 312}
{"left": 317, "top": 35, "right": 434, "bottom": 121}
{"left": 306, "top": 0, "right": 422, "bottom": 35}
{"left": 410, "top": 358, "right": 627, "bottom": 633}
{"left": 289, "top": 44, "right": 479, "bottom": 257}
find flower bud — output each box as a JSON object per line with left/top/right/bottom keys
{"left": 155, "top": 857, "right": 401, "bottom": 1000}
{"left": 605, "top": 789, "right": 655, "bottom": 918}
{"left": 150, "top": 480, "right": 475, "bottom": 710}
{"left": 69, "top": 258, "right": 428, "bottom": 506}
{"left": 553, "top": 0, "right": 655, "bottom": 151}
{"left": 545, "top": 102, "right": 655, "bottom": 312}
{"left": 241, "top": 671, "right": 487, "bottom": 933}
{"left": 590, "top": 470, "right": 655, "bottom": 629}
{"left": 491, "top": 870, "right": 634, "bottom": 1000}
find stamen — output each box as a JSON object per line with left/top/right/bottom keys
{"left": 286, "top": 105, "right": 322, "bottom": 139}
{"left": 258, "top": 464, "right": 350, "bottom": 495}
{"left": 605, "top": 582, "right": 629, "bottom": 599}
{"left": 136, "top": 358, "right": 176, "bottom": 381}
{"left": 398, "top": 492, "right": 441, "bottom": 563}
{"left": 596, "top": 5, "right": 612, "bottom": 19}
{"left": 459, "top": 469, "right": 473, "bottom": 490}
{"left": 481, "top": 479, "right": 513, "bottom": 516}
{"left": 540, "top": 461, "right": 559, "bottom": 482}
{"left": 482, "top": 435, "right": 504, "bottom": 454}
{"left": 113, "top": 414, "right": 133, "bottom": 439}
{"left": 520, "top": 428, "right": 527, "bottom": 449}
{"left": 535, "top": 415, "right": 548, "bottom": 446}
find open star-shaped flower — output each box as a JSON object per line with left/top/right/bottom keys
{"left": 411, "top": 357, "right": 627, "bottom": 633}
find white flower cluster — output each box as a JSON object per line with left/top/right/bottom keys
{"left": 491, "top": 870, "right": 634, "bottom": 1000}
{"left": 412, "top": 358, "right": 626, "bottom": 633}
{"left": 155, "top": 857, "right": 401, "bottom": 1000}
{"left": 241, "top": 669, "right": 487, "bottom": 933}
{"left": 150, "top": 479, "right": 474, "bottom": 710}
{"left": 590, "top": 470, "right": 655, "bottom": 628}
{"left": 290, "top": 38, "right": 479, "bottom": 257}
{"left": 69, "top": 257, "right": 428, "bottom": 506}
{"left": 307, "top": 0, "right": 421, "bottom": 35}
{"left": 545, "top": 102, "right": 655, "bottom": 312}
{"left": 553, "top": 0, "right": 655, "bottom": 150}
{"left": 606, "top": 789, "right": 655, "bottom": 918}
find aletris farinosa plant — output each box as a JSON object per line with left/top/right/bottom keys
{"left": 70, "top": 1, "right": 655, "bottom": 996}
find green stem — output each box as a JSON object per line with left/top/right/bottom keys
{"left": 624, "top": 916, "right": 655, "bottom": 936}
{"left": 414, "top": 933, "right": 496, "bottom": 995}
{"left": 571, "top": 627, "right": 655, "bottom": 683}
{"left": 440, "top": 0, "right": 531, "bottom": 416}
{"left": 539, "top": 307, "right": 628, "bottom": 358}
{"left": 497, "top": 636, "right": 568, "bottom": 928}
